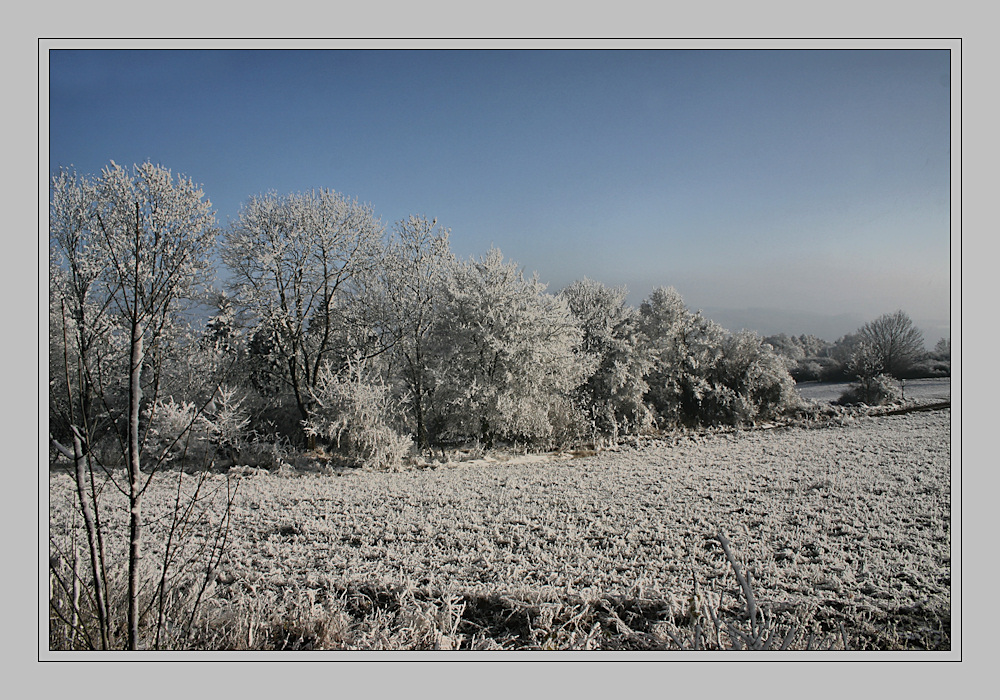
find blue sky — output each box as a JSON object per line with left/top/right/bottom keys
{"left": 48, "top": 47, "right": 952, "bottom": 343}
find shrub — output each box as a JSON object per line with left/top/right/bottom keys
{"left": 144, "top": 397, "right": 211, "bottom": 467}
{"left": 837, "top": 374, "right": 901, "bottom": 406}
{"left": 790, "top": 357, "right": 844, "bottom": 382}
{"left": 898, "top": 358, "right": 950, "bottom": 380}
{"left": 790, "top": 360, "right": 823, "bottom": 382}
{"left": 544, "top": 395, "right": 594, "bottom": 450}
{"left": 715, "top": 330, "right": 801, "bottom": 424}
{"left": 200, "top": 386, "right": 251, "bottom": 466}
{"left": 143, "top": 387, "right": 250, "bottom": 470}
{"left": 304, "top": 362, "right": 412, "bottom": 471}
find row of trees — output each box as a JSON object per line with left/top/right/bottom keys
{"left": 219, "top": 205, "right": 806, "bottom": 453}
{"left": 50, "top": 163, "right": 951, "bottom": 479}
{"left": 56, "top": 163, "right": 952, "bottom": 477}
{"left": 50, "top": 163, "right": 807, "bottom": 470}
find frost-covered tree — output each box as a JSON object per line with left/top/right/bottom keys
{"left": 559, "top": 278, "right": 651, "bottom": 440}
{"left": 50, "top": 161, "right": 218, "bottom": 650}
{"left": 716, "top": 330, "right": 799, "bottom": 423}
{"left": 762, "top": 333, "right": 837, "bottom": 381}
{"left": 639, "top": 287, "right": 728, "bottom": 426}
{"left": 845, "top": 339, "right": 882, "bottom": 382}
{"left": 639, "top": 287, "right": 797, "bottom": 427}
{"left": 203, "top": 290, "right": 242, "bottom": 356}
{"left": 856, "top": 310, "right": 926, "bottom": 377}
{"left": 932, "top": 337, "right": 951, "bottom": 360}
{"left": 798, "top": 334, "right": 834, "bottom": 358}
{"left": 50, "top": 168, "right": 124, "bottom": 651}
{"left": 222, "top": 189, "right": 384, "bottom": 439}
{"left": 831, "top": 332, "right": 860, "bottom": 365}
{"left": 49, "top": 171, "right": 124, "bottom": 447}
{"left": 762, "top": 333, "right": 806, "bottom": 363}
{"left": 429, "top": 248, "right": 591, "bottom": 448}
{"left": 380, "top": 216, "right": 455, "bottom": 447}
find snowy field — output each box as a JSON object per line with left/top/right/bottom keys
{"left": 794, "top": 377, "right": 951, "bottom": 404}
{"left": 49, "top": 406, "right": 951, "bottom": 651}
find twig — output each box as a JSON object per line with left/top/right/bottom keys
{"left": 777, "top": 624, "right": 800, "bottom": 651}
{"left": 716, "top": 532, "right": 759, "bottom": 634}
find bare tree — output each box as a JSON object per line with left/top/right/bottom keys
{"left": 856, "top": 310, "right": 925, "bottom": 377}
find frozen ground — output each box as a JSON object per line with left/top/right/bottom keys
{"left": 49, "top": 407, "right": 952, "bottom": 650}
{"left": 794, "top": 377, "right": 951, "bottom": 404}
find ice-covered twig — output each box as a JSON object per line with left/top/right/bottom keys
{"left": 716, "top": 532, "right": 759, "bottom": 634}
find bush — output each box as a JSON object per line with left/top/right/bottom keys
{"left": 790, "top": 357, "right": 844, "bottom": 383}
{"left": 304, "top": 362, "right": 413, "bottom": 471}
{"left": 143, "top": 387, "right": 250, "bottom": 470}
{"left": 144, "top": 397, "right": 212, "bottom": 467}
{"left": 898, "top": 358, "right": 950, "bottom": 380}
{"left": 790, "top": 360, "right": 823, "bottom": 382}
{"left": 639, "top": 288, "right": 799, "bottom": 428}
{"left": 544, "top": 395, "right": 593, "bottom": 450}
{"left": 715, "top": 331, "right": 801, "bottom": 424}
{"left": 837, "top": 374, "right": 902, "bottom": 406}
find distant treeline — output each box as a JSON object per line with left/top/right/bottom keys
{"left": 762, "top": 331, "right": 950, "bottom": 383}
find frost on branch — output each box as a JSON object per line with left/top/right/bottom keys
{"left": 143, "top": 387, "right": 250, "bottom": 469}
{"left": 639, "top": 287, "right": 798, "bottom": 428}
{"left": 221, "top": 189, "right": 385, "bottom": 439}
{"left": 559, "top": 278, "right": 652, "bottom": 441}
{"left": 304, "top": 361, "right": 412, "bottom": 471}
{"left": 428, "top": 248, "right": 593, "bottom": 448}
{"left": 381, "top": 216, "right": 455, "bottom": 448}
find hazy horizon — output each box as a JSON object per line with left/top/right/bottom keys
{"left": 47, "top": 44, "right": 953, "bottom": 345}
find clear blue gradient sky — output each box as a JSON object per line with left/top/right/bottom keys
{"left": 48, "top": 47, "right": 952, "bottom": 343}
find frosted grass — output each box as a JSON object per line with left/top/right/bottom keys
{"left": 49, "top": 408, "right": 951, "bottom": 650}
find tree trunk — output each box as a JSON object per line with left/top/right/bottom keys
{"left": 74, "top": 429, "right": 110, "bottom": 650}
{"left": 127, "top": 330, "right": 144, "bottom": 650}
{"left": 414, "top": 375, "right": 426, "bottom": 449}
{"left": 53, "top": 431, "right": 111, "bottom": 649}
{"left": 288, "top": 356, "right": 315, "bottom": 448}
